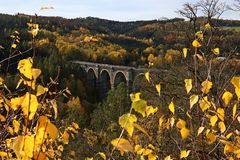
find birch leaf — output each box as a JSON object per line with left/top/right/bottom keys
{"left": 145, "top": 72, "right": 150, "bottom": 83}
{"left": 190, "top": 95, "right": 199, "bottom": 109}
{"left": 222, "top": 91, "right": 233, "bottom": 106}
{"left": 183, "top": 48, "right": 188, "bottom": 58}
{"left": 168, "top": 101, "right": 175, "bottom": 114}
{"left": 111, "top": 138, "right": 134, "bottom": 156}
{"left": 197, "top": 126, "right": 205, "bottom": 136}
{"left": 184, "top": 79, "right": 192, "bottom": 94}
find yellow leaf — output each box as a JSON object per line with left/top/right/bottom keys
{"left": 190, "top": 95, "right": 199, "bottom": 109}
{"left": 8, "top": 126, "right": 14, "bottom": 135}
{"left": 218, "top": 121, "right": 226, "bottom": 133}
{"left": 130, "top": 92, "right": 141, "bottom": 102}
{"left": 213, "top": 48, "right": 220, "bottom": 56}
{"left": 184, "top": 79, "right": 192, "bottom": 94}
{"left": 207, "top": 132, "right": 217, "bottom": 144}
{"left": 186, "top": 111, "right": 192, "bottom": 119}
{"left": 0, "top": 77, "right": 4, "bottom": 85}
{"left": 11, "top": 44, "right": 17, "bottom": 49}
{"left": 205, "top": 129, "right": 210, "bottom": 136}
{"left": 10, "top": 97, "right": 23, "bottom": 111}
{"left": 23, "top": 79, "right": 36, "bottom": 90}
{"left": 148, "top": 153, "right": 158, "bottom": 160}
{"left": 192, "top": 40, "right": 202, "bottom": 48}
{"left": 24, "top": 135, "right": 34, "bottom": 158}
{"left": 16, "top": 79, "right": 23, "bottom": 89}
{"left": 196, "top": 54, "right": 204, "bottom": 61}
{"left": 155, "top": 83, "right": 161, "bottom": 96}
{"left": 180, "top": 127, "right": 190, "bottom": 139}
{"left": 210, "top": 115, "right": 218, "bottom": 127}
{"left": 197, "top": 126, "right": 205, "bottom": 136}
{"left": 233, "top": 103, "right": 237, "bottom": 119}
{"left": 35, "top": 116, "right": 58, "bottom": 152}
{"left": 98, "top": 152, "right": 106, "bottom": 160}
{"left": 119, "top": 114, "right": 137, "bottom": 137}
{"left": 176, "top": 119, "right": 186, "bottom": 129}
{"left": 231, "top": 76, "right": 240, "bottom": 89}
{"left": 145, "top": 72, "right": 150, "bottom": 83}
{"left": 217, "top": 108, "right": 225, "bottom": 121}
{"left": 195, "top": 31, "right": 203, "bottom": 41}
{"left": 111, "top": 138, "right": 134, "bottom": 155}
{"left": 142, "top": 148, "right": 153, "bottom": 156}
{"left": 41, "top": 116, "right": 58, "bottom": 140}
{"left": 147, "top": 144, "right": 155, "bottom": 151}
{"left": 9, "top": 136, "right": 24, "bottom": 159}
{"left": 169, "top": 117, "right": 175, "bottom": 128}
{"left": 21, "top": 93, "right": 39, "bottom": 120}
{"left": 0, "top": 114, "right": 6, "bottom": 122}
{"left": 224, "top": 143, "right": 236, "bottom": 154}
{"left": 13, "top": 120, "right": 20, "bottom": 133}
{"left": 226, "top": 133, "right": 233, "bottom": 139}
{"left": 36, "top": 85, "right": 46, "bottom": 96}
{"left": 159, "top": 115, "right": 165, "bottom": 127}
{"left": 180, "top": 150, "right": 191, "bottom": 159}
{"left": 29, "top": 24, "right": 39, "bottom": 38}
{"left": 31, "top": 68, "right": 41, "bottom": 80}
{"left": 50, "top": 99, "right": 58, "bottom": 119}
{"left": 62, "top": 130, "right": 70, "bottom": 144}
{"left": 9, "top": 135, "right": 36, "bottom": 159}
{"left": 168, "top": 101, "right": 175, "bottom": 114}
{"left": 235, "top": 87, "right": 240, "bottom": 100}
{"left": 66, "top": 88, "right": 72, "bottom": 95}
{"left": 72, "top": 122, "right": 79, "bottom": 130}
{"left": 199, "top": 96, "right": 211, "bottom": 112}
{"left": 133, "top": 123, "right": 151, "bottom": 139}
{"left": 0, "top": 151, "right": 8, "bottom": 157}
{"left": 201, "top": 80, "right": 212, "bottom": 94}
{"left": 146, "top": 106, "right": 158, "bottom": 117}
{"left": 205, "top": 23, "right": 212, "bottom": 30}
{"left": 183, "top": 48, "right": 188, "bottom": 58}
{"left": 164, "top": 155, "right": 173, "bottom": 160}
{"left": 18, "top": 58, "right": 33, "bottom": 80}
{"left": 135, "top": 145, "right": 144, "bottom": 155}
{"left": 222, "top": 91, "right": 233, "bottom": 106}
{"left": 58, "top": 145, "right": 64, "bottom": 152}
{"left": 132, "top": 99, "right": 147, "bottom": 117}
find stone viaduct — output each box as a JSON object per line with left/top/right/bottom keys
{"left": 72, "top": 61, "right": 162, "bottom": 99}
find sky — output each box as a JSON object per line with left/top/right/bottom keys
{"left": 0, "top": 0, "right": 239, "bottom": 21}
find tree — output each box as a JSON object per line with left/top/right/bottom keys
{"left": 178, "top": 0, "right": 228, "bottom": 31}
{"left": 90, "top": 83, "right": 130, "bottom": 131}
{"left": 197, "top": 0, "right": 228, "bottom": 22}
{"left": 233, "top": 0, "right": 240, "bottom": 11}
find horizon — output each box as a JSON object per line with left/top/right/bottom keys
{"left": 2, "top": 12, "right": 240, "bottom": 23}
{"left": 0, "top": 0, "right": 239, "bottom": 22}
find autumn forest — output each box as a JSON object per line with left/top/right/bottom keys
{"left": 0, "top": 0, "right": 240, "bottom": 159}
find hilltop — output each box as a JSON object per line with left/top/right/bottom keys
{"left": 0, "top": 13, "right": 239, "bottom": 71}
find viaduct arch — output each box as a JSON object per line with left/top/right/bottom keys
{"left": 72, "top": 61, "right": 163, "bottom": 99}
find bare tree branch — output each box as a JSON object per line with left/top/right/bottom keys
{"left": 197, "top": 0, "right": 228, "bottom": 21}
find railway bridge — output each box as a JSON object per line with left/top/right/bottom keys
{"left": 72, "top": 61, "right": 162, "bottom": 99}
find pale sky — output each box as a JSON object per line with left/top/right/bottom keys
{"left": 0, "top": 0, "right": 239, "bottom": 21}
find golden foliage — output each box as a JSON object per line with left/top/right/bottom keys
{"left": 0, "top": 57, "right": 79, "bottom": 159}
{"left": 111, "top": 138, "right": 134, "bottom": 155}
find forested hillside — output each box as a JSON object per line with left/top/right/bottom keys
{"left": 0, "top": 13, "right": 239, "bottom": 69}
